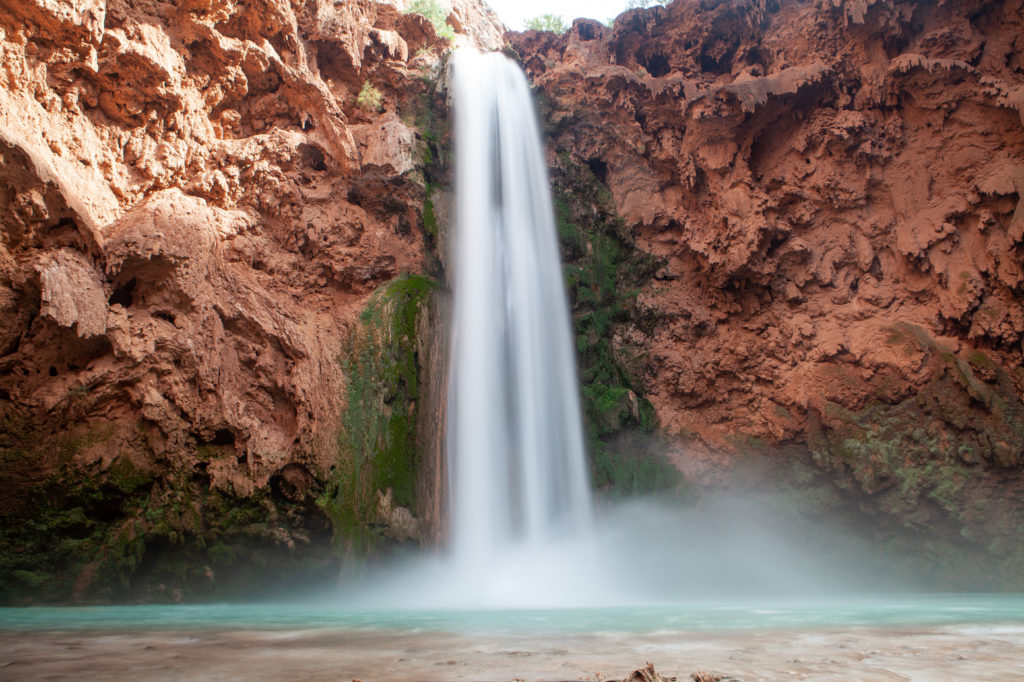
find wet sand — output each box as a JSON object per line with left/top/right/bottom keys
{"left": 2, "top": 623, "right": 1024, "bottom": 681}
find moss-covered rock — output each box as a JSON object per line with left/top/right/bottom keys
{"left": 806, "top": 323, "right": 1024, "bottom": 588}
{"left": 319, "top": 274, "right": 438, "bottom": 554}
{"left": 549, "top": 154, "right": 679, "bottom": 498}
{"left": 0, "top": 410, "right": 335, "bottom": 604}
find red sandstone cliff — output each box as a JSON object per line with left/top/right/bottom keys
{"left": 510, "top": 0, "right": 1024, "bottom": 584}
{"left": 4, "top": 0, "right": 1024, "bottom": 599}
{"left": 0, "top": 0, "right": 502, "bottom": 600}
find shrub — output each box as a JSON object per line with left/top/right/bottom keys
{"left": 357, "top": 81, "right": 382, "bottom": 111}
{"left": 405, "top": 0, "right": 455, "bottom": 42}
{"left": 524, "top": 14, "right": 567, "bottom": 33}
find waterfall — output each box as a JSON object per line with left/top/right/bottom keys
{"left": 447, "top": 51, "right": 593, "bottom": 586}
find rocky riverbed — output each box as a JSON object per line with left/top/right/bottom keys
{"left": 2, "top": 621, "right": 1024, "bottom": 681}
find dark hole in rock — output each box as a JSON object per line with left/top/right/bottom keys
{"left": 49, "top": 366, "right": 58, "bottom": 376}
{"left": 270, "top": 463, "right": 314, "bottom": 503}
{"left": 109, "top": 277, "right": 137, "bottom": 307}
{"left": 638, "top": 52, "right": 671, "bottom": 77}
{"left": 212, "top": 429, "right": 235, "bottom": 446}
{"left": 395, "top": 213, "right": 412, "bottom": 236}
{"left": 154, "top": 311, "right": 176, "bottom": 324}
{"left": 587, "top": 158, "right": 609, "bottom": 185}
{"left": 298, "top": 143, "right": 326, "bottom": 171}
{"left": 869, "top": 256, "right": 883, "bottom": 279}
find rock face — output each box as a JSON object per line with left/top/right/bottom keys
{"left": 4, "top": 0, "right": 1024, "bottom": 600}
{"left": 510, "top": 0, "right": 1024, "bottom": 586}
{"left": 0, "top": 0, "right": 491, "bottom": 602}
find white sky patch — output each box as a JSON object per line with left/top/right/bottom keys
{"left": 484, "top": 0, "right": 636, "bottom": 31}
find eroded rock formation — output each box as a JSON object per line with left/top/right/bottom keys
{"left": 0, "top": 0, "right": 499, "bottom": 602}
{"left": 510, "top": 0, "right": 1024, "bottom": 586}
{"left": 4, "top": 0, "right": 1024, "bottom": 601}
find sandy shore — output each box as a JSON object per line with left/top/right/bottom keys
{"left": 2, "top": 623, "right": 1024, "bottom": 681}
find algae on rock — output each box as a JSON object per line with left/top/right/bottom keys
{"left": 321, "top": 274, "right": 439, "bottom": 554}
{"left": 549, "top": 155, "right": 679, "bottom": 498}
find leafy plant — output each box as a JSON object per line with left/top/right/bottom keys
{"left": 357, "top": 81, "right": 382, "bottom": 111}
{"left": 524, "top": 14, "right": 568, "bottom": 33}
{"left": 405, "top": 0, "right": 455, "bottom": 42}
{"left": 627, "top": 0, "right": 670, "bottom": 7}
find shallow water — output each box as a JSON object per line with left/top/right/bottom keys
{"left": 2, "top": 594, "right": 1024, "bottom": 633}
{"left": 3, "top": 596, "right": 1024, "bottom": 680}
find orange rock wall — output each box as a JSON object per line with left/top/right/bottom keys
{"left": 510, "top": 0, "right": 1024, "bottom": 584}
{"left": 0, "top": 0, "right": 488, "bottom": 496}
{"left": 512, "top": 0, "right": 1024, "bottom": 464}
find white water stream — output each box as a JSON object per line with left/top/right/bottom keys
{"left": 446, "top": 50, "right": 593, "bottom": 598}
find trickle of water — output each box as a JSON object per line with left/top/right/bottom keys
{"left": 448, "top": 50, "right": 593, "bottom": 583}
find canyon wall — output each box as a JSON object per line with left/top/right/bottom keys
{"left": 0, "top": 0, "right": 497, "bottom": 602}
{"left": 3, "top": 0, "right": 1024, "bottom": 602}
{"left": 510, "top": 0, "right": 1024, "bottom": 586}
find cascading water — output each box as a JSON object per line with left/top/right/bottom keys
{"left": 447, "top": 50, "right": 594, "bottom": 594}
{"left": 336, "top": 51, "right": 877, "bottom": 612}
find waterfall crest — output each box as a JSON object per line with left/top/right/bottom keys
{"left": 448, "top": 51, "right": 593, "bottom": 581}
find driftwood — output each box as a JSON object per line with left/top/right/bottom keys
{"left": 613, "top": 663, "right": 743, "bottom": 682}
{"left": 621, "top": 662, "right": 675, "bottom": 682}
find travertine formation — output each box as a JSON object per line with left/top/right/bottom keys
{"left": 3, "top": 0, "right": 1024, "bottom": 599}
{"left": 0, "top": 0, "right": 503, "bottom": 600}
{"left": 510, "top": 0, "right": 1024, "bottom": 585}
{"left": 0, "top": 0, "right": 500, "bottom": 493}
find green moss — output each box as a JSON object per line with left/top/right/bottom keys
{"left": 422, "top": 192, "right": 438, "bottom": 238}
{"left": 810, "top": 326, "right": 1024, "bottom": 536}
{"left": 967, "top": 349, "right": 997, "bottom": 371}
{"left": 549, "top": 154, "right": 676, "bottom": 497}
{"left": 107, "top": 456, "right": 153, "bottom": 494}
{"left": 407, "top": 79, "right": 450, "bottom": 263}
{"left": 321, "top": 274, "right": 438, "bottom": 552}
{"left": 0, "top": 410, "right": 334, "bottom": 604}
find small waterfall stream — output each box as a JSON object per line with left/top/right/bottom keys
{"left": 447, "top": 51, "right": 593, "bottom": 588}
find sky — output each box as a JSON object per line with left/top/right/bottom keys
{"left": 484, "top": 0, "right": 637, "bottom": 31}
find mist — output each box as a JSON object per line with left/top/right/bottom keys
{"left": 322, "top": 485, "right": 909, "bottom": 612}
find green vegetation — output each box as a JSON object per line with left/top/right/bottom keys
{"left": 404, "top": 0, "right": 455, "bottom": 42}
{"left": 550, "top": 155, "right": 678, "bottom": 498}
{"left": 422, "top": 186, "right": 439, "bottom": 238}
{"left": 0, "top": 392, "right": 342, "bottom": 604}
{"left": 356, "top": 81, "right": 383, "bottom": 111}
{"left": 810, "top": 323, "right": 1024, "bottom": 530}
{"left": 319, "top": 274, "right": 437, "bottom": 553}
{"left": 524, "top": 14, "right": 568, "bottom": 33}
{"left": 405, "top": 74, "right": 451, "bottom": 262}
{"left": 0, "top": 410, "right": 333, "bottom": 604}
